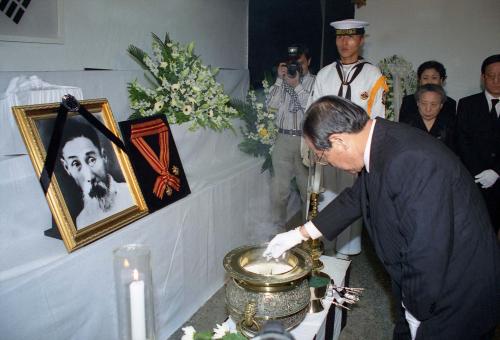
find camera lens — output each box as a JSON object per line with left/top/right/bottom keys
{"left": 252, "top": 321, "right": 295, "bottom": 340}
{"left": 287, "top": 64, "right": 298, "bottom": 77}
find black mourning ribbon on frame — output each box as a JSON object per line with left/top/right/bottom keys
{"left": 39, "top": 94, "right": 127, "bottom": 195}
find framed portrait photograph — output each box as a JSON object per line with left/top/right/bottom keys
{"left": 12, "top": 99, "right": 148, "bottom": 252}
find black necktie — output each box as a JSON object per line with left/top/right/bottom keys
{"left": 491, "top": 98, "right": 499, "bottom": 119}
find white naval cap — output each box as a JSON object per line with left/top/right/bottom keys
{"left": 330, "top": 19, "right": 369, "bottom": 35}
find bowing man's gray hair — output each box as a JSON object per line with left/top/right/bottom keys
{"left": 302, "top": 95, "right": 369, "bottom": 150}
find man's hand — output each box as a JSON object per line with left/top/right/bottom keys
{"left": 277, "top": 63, "right": 287, "bottom": 79}
{"left": 263, "top": 227, "right": 307, "bottom": 259}
{"left": 474, "top": 169, "right": 499, "bottom": 189}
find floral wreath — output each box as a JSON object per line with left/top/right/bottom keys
{"left": 377, "top": 55, "right": 417, "bottom": 121}
{"left": 127, "top": 33, "right": 239, "bottom": 131}
{"left": 233, "top": 79, "right": 278, "bottom": 175}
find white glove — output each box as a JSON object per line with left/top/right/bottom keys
{"left": 474, "top": 169, "right": 499, "bottom": 189}
{"left": 263, "top": 227, "right": 307, "bottom": 259}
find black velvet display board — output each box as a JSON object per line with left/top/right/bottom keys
{"left": 248, "top": 0, "right": 322, "bottom": 88}
{"left": 248, "top": 0, "right": 355, "bottom": 88}
{"left": 119, "top": 115, "right": 190, "bottom": 213}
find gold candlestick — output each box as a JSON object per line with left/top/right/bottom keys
{"left": 305, "top": 191, "right": 324, "bottom": 272}
{"left": 303, "top": 155, "right": 326, "bottom": 272}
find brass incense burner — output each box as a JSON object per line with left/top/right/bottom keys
{"left": 223, "top": 244, "right": 312, "bottom": 337}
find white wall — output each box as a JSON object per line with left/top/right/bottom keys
{"left": 356, "top": 0, "right": 500, "bottom": 100}
{"left": 0, "top": 0, "right": 248, "bottom": 72}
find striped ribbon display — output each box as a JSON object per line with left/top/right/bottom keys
{"left": 130, "top": 118, "right": 181, "bottom": 199}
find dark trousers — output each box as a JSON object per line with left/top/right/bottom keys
{"left": 482, "top": 185, "right": 500, "bottom": 233}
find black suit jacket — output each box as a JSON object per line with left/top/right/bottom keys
{"left": 399, "top": 94, "right": 456, "bottom": 124}
{"left": 456, "top": 92, "right": 500, "bottom": 177}
{"left": 313, "top": 119, "right": 500, "bottom": 339}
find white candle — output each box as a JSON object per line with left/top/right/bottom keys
{"left": 312, "top": 162, "right": 321, "bottom": 193}
{"left": 129, "top": 269, "right": 146, "bottom": 340}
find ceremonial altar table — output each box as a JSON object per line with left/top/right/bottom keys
{"left": 226, "top": 255, "right": 351, "bottom": 340}
{"left": 0, "top": 69, "right": 284, "bottom": 340}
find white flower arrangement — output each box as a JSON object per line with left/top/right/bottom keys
{"left": 377, "top": 55, "right": 418, "bottom": 121}
{"left": 127, "top": 33, "right": 239, "bottom": 131}
{"left": 233, "top": 80, "right": 278, "bottom": 174}
{"left": 181, "top": 324, "right": 246, "bottom": 340}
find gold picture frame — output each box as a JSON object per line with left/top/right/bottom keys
{"left": 12, "top": 99, "right": 148, "bottom": 252}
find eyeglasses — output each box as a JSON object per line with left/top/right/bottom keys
{"left": 313, "top": 150, "right": 328, "bottom": 166}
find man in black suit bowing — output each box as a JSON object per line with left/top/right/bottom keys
{"left": 264, "top": 96, "right": 499, "bottom": 340}
{"left": 456, "top": 54, "right": 500, "bottom": 237}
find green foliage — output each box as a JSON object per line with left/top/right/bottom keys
{"left": 193, "top": 332, "right": 213, "bottom": 340}
{"left": 127, "top": 32, "right": 240, "bottom": 132}
{"left": 234, "top": 80, "right": 278, "bottom": 175}
{"left": 220, "top": 333, "right": 247, "bottom": 340}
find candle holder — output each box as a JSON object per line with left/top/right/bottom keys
{"left": 113, "top": 244, "right": 155, "bottom": 340}
{"left": 304, "top": 158, "right": 325, "bottom": 272}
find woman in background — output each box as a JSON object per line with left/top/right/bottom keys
{"left": 405, "top": 84, "right": 456, "bottom": 152}
{"left": 399, "top": 60, "right": 456, "bottom": 124}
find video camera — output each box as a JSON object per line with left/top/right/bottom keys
{"left": 285, "top": 46, "right": 302, "bottom": 78}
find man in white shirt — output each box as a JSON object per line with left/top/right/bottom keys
{"left": 266, "top": 45, "right": 316, "bottom": 227}
{"left": 307, "top": 19, "right": 387, "bottom": 256}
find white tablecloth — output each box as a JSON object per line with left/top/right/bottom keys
{"left": 0, "top": 69, "right": 278, "bottom": 340}
{"left": 0, "top": 76, "right": 83, "bottom": 155}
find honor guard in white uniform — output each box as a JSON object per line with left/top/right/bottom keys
{"left": 307, "top": 19, "right": 388, "bottom": 256}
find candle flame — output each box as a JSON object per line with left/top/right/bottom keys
{"left": 132, "top": 269, "right": 139, "bottom": 281}
{"left": 123, "top": 259, "right": 130, "bottom": 268}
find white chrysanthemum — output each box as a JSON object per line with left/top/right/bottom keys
{"left": 183, "top": 105, "right": 193, "bottom": 115}
{"left": 181, "top": 326, "right": 196, "bottom": 340}
{"left": 212, "top": 323, "right": 230, "bottom": 339}
{"left": 128, "top": 35, "right": 238, "bottom": 131}
{"left": 154, "top": 101, "right": 164, "bottom": 112}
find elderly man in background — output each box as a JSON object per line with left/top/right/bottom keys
{"left": 456, "top": 54, "right": 500, "bottom": 237}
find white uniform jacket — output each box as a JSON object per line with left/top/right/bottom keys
{"left": 308, "top": 60, "right": 387, "bottom": 117}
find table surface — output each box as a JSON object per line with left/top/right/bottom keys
{"left": 291, "top": 255, "right": 351, "bottom": 340}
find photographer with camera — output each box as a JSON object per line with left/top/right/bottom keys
{"left": 266, "top": 44, "right": 315, "bottom": 229}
